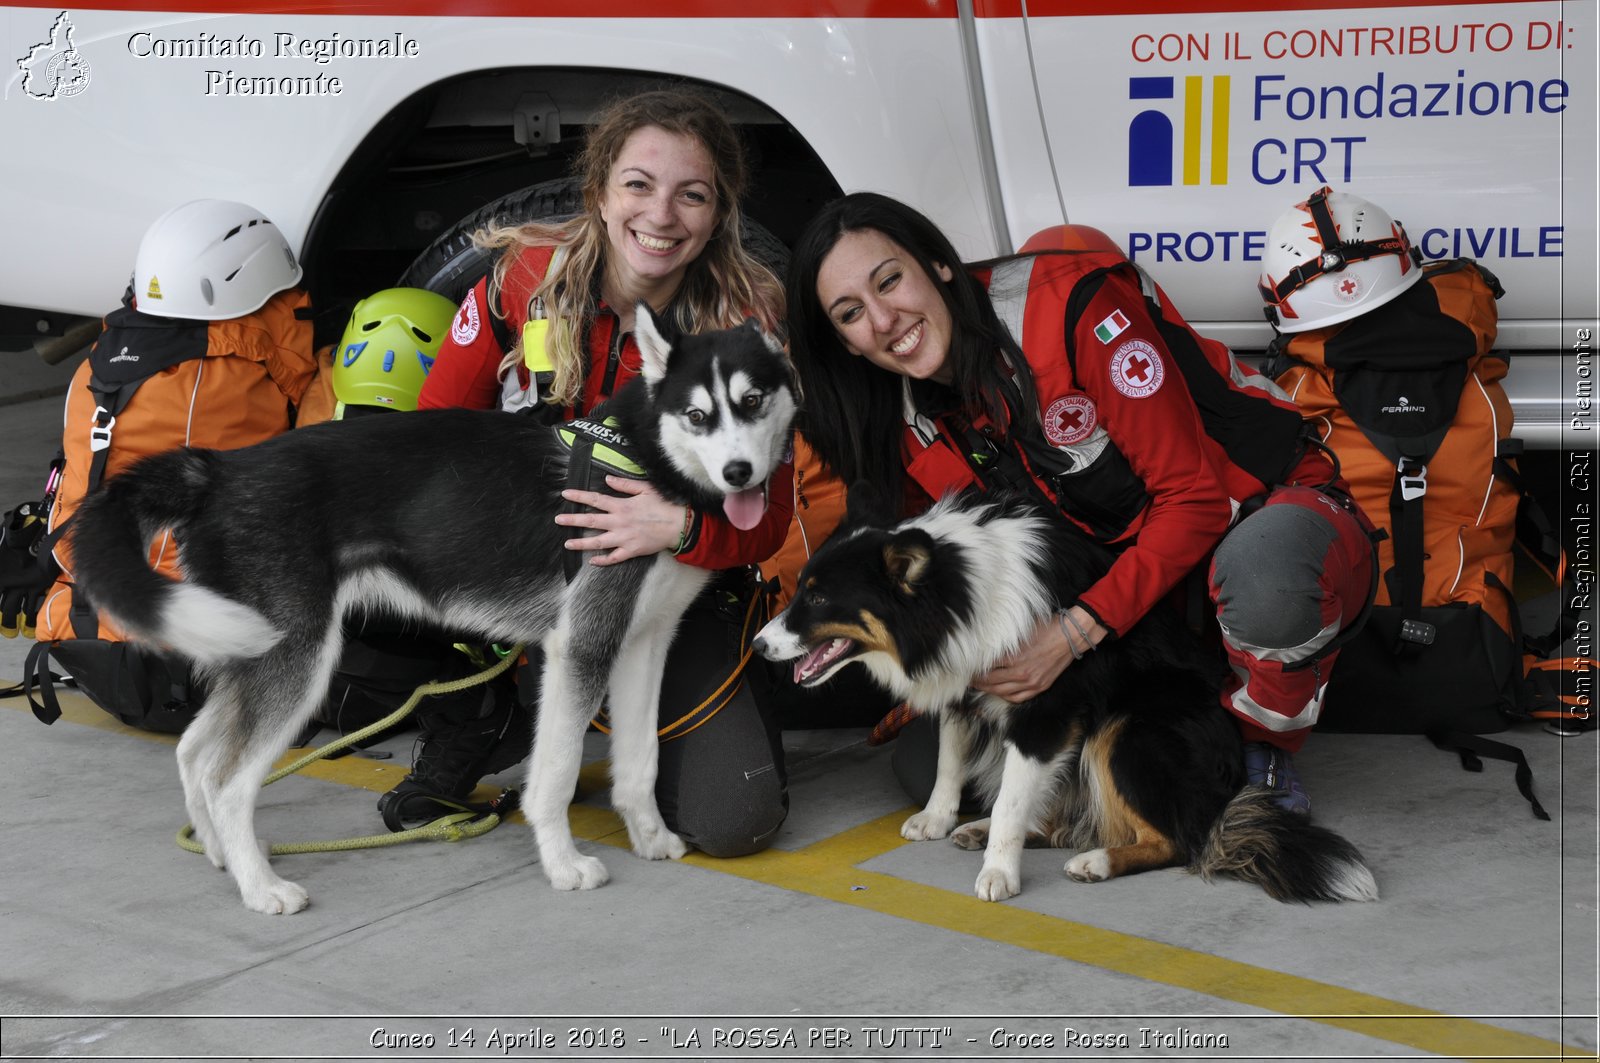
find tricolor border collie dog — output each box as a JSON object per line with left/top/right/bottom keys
{"left": 755, "top": 486, "right": 1376, "bottom": 904}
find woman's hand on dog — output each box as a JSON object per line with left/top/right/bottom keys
{"left": 972, "top": 606, "right": 1105, "bottom": 703}
{"left": 557, "top": 476, "right": 688, "bottom": 565}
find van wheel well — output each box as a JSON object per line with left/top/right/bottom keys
{"left": 301, "top": 69, "right": 836, "bottom": 316}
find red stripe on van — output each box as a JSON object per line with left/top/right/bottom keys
{"left": 0, "top": 0, "right": 1543, "bottom": 15}
{"left": 975, "top": 0, "right": 1540, "bottom": 14}
{"left": 1, "top": 0, "right": 956, "bottom": 14}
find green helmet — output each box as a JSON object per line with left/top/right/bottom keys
{"left": 332, "top": 287, "right": 458, "bottom": 413}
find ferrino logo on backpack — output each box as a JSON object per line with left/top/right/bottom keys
{"left": 1262, "top": 186, "right": 1593, "bottom": 819}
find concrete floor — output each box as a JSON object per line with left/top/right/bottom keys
{"left": 1, "top": 386, "right": 1596, "bottom": 1062}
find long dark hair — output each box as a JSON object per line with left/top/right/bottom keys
{"left": 786, "top": 192, "right": 1035, "bottom": 507}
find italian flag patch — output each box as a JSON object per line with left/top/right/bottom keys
{"left": 1094, "top": 309, "right": 1130, "bottom": 344}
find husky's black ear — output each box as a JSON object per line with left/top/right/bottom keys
{"left": 883, "top": 528, "right": 935, "bottom": 594}
{"left": 844, "top": 480, "right": 893, "bottom": 530}
{"left": 635, "top": 302, "right": 673, "bottom": 386}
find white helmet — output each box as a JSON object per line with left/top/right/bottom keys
{"left": 1259, "top": 186, "right": 1423, "bottom": 333}
{"left": 133, "top": 199, "right": 302, "bottom": 320}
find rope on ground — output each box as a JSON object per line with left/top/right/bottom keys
{"left": 176, "top": 646, "right": 524, "bottom": 858}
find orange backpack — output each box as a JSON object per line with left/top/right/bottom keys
{"left": 1271, "top": 258, "right": 1582, "bottom": 741}
{"left": 25, "top": 288, "right": 316, "bottom": 730}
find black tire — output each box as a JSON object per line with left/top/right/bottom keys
{"left": 397, "top": 177, "right": 583, "bottom": 303}
{"left": 398, "top": 176, "right": 790, "bottom": 304}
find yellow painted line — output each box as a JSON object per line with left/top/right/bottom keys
{"left": 684, "top": 815, "right": 1583, "bottom": 1062}
{"left": 8, "top": 690, "right": 1586, "bottom": 1060}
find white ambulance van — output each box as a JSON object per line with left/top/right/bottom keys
{"left": 2, "top": 0, "right": 1593, "bottom": 449}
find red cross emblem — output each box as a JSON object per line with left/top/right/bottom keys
{"left": 451, "top": 297, "right": 480, "bottom": 345}
{"left": 1335, "top": 274, "right": 1362, "bottom": 301}
{"left": 1045, "top": 394, "right": 1096, "bottom": 445}
{"left": 1109, "top": 340, "right": 1165, "bottom": 399}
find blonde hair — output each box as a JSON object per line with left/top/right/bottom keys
{"left": 479, "top": 88, "right": 784, "bottom": 406}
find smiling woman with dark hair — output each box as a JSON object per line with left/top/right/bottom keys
{"left": 786, "top": 191, "right": 1378, "bottom": 817}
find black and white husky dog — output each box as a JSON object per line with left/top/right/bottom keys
{"left": 755, "top": 487, "right": 1376, "bottom": 904}
{"left": 67, "top": 307, "right": 796, "bottom": 913}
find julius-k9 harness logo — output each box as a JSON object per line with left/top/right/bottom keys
{"left": 16, "top": 12, "right": 91, "bottom": 100}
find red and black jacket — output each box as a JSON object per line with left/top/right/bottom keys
{"left": 901, "top": 250, "right": 1327, "bottom": 637}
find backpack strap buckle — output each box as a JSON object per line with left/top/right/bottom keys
{"left": 1398, "top": 458, "right": 1428, "bottom": 501}
{"left": 89, "top": 406, "right": 116, "bottom": 453}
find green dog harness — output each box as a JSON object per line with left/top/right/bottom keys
{"left": 557, "top": 415, "right": 649, "bottom": 581}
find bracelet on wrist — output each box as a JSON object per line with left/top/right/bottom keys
{"left": 1056, "top": 607, "right": 1095, "bottom": 660}
{"left": 672, "top": 505, "right": 695, "bottom": 554}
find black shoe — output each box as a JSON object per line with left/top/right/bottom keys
{"left": 377, "top": 680, "right": 529, "bottom": 829}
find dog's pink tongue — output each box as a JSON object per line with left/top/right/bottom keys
{"left": 794, "top": 642, "right": 835, "bottom": 685}
{"left": 723, "top": 486, "right": 767, "bottom": 530}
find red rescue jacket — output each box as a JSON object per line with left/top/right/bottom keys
{"left": 900, "top": 248, "right": 1328, "bottom": 636}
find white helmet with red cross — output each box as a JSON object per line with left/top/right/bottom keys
{"left": 1258, "top": 186, "right": 1424, "bottom": 333}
